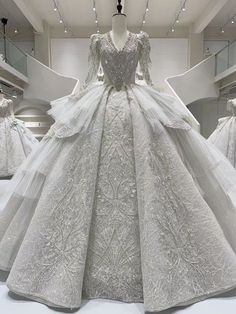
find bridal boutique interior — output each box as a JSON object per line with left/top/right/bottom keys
{"left": 1, "top": 0, "right": 236, "bottom": 314}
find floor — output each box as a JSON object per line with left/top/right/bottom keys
{"left": 1, "top": 280, "right": 236, "bottom": 314}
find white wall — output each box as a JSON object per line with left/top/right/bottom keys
{"left": 188, "top": 98, "right": 229, "bottom": 138}
{"left": 149, "top": 38, "right": 188, "bottom": 90}
{"left": 51, "top": 38, "right": 90, "bottom": 85}
{"left": 51, "top": 38, "right": 188, "bottom": 91}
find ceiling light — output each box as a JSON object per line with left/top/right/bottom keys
{"left": 221, "top": 28, "right": 225, "bottom": 33}
{"left": 93, "top": 7, "right": 96, "bottom": 11}
{"left": 143, "top": 20, "right": 146, "bottom": 24}
{"left": 54, "top": 6, "right": 57, "bottom": 11}
{"left": 59, "top": 19, "right": 63, "bottom": 24}
{"left": 176, "top": 18, "right": 180, "bottom": 23}
{"left": 64, "top": 28, "right": 68, "bottom": 33}
{"left": 182, "top": 4, "right": 186, "bottom": 12}
{"left": 97, "top": 29, "right": 100, "bottom": 33}
{"left": 14, "top": 28, "right": 18, "bottom": 33}
{"left": 146, "top": 7, "right": 149, "bottom": 12}
{"left": 231, "top": 19, "right": 235, "bottom": 24}
{"left": 171, "top": 27, "right": 175, "bottom": 32}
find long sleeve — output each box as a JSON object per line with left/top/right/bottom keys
{"left": 137, "top": 32, "right": 152, "bottom": 85}
{"left": 84, "top": 34, "right": 101, "bottom": 88}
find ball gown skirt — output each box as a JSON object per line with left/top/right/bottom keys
{"left": 0, "top": 100, "right": 38, "bottom": 177}
{"left": 1, "top": 31, "right": 236, "bottom": 313}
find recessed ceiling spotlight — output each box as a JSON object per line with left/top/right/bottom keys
{"left": 176, "top": 18, "right": 180, "bottom": 23}
{"left": 171, "top": 27, "right": 175, "bottom": 32}
{"left": 14, "top": 28, "right": 18, "bottom": 33}
{"left": 54, "top": 6, "right": 57, "bottom": 11}
{"left": 182, "top": 4, "right": 186, "bottom": 12}
{"left": 146, "top": 7, "right": 149, "bottom": 12}
{"left": 221, "top": 28, "right": 225, "bottom": 33}
{"left": 97, "top": 29, "right": 100, "bottom": 33}
{"left": 59, "top": 19, "right": 63, "bottom": 24}
{"left": 93, "top": 7, "right": 96, "bottom": 11}
{"left": 64, "top": 28, "right": 68, "bottom": 33}
{"left": 231, "top": 19, "right": 235, "bottom": 24}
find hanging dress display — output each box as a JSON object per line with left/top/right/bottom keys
{"left": 0, "top": 97, "right": 38, "bottom": 177}
{"left": 208, "top": 98, "right": 236, "bottom": 168}
{"left": 1, "top": 32, "right": 236, "bottom": 312}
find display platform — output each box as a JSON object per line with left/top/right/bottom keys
{"left": 1, "top": 282, "right": 236, "bottom": 314}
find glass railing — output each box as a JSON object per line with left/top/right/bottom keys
{"left": 215, "top": 39, "right": 236, "bottom": 76}
{"left": 0, "top": 32, "right": 27, "bottom": 76}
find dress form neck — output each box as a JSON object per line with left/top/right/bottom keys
{"left": 111, "top": 14, "right": 128, "bottom": 51}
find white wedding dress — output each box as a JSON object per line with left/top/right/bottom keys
{"left": 1, "top": 31, "right": 236, "bottom": 312}
{"left": 209, "top": 99, "right": 236, "bottom": 167}
{"left": 0, "top": 98, "right": 38, "bottom": 177}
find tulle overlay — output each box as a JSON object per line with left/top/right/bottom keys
{"left": 1, "top": 82, "right": 236, "bottom": 311}
{"left": 208, "top": 116, "right": 236, "bottom": 167}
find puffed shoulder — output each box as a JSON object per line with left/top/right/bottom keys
{"left": 90, "top": 33, "right": 102, "bottom": 41}
{"left": 137, "top": 31, "right": 149, "bottom": 41}
{"left": 137, "top": 31, "right": 150, "bottom": 49}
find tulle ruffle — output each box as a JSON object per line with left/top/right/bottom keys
{"left": 47, "top": 82, "right": 197, "bottom": 139}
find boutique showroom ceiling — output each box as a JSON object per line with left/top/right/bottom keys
{"left": 0, "top": 0, "right": 235, "bottom": 37}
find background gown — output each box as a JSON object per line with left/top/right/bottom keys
{"left": 208, "top": 98, "right": 236, "bottom": 168}
{"left": 0, "top": 98, "right": 38, "bottom": 177}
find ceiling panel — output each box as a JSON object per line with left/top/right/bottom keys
{"left": 209, "top": 0, "right": 236, "bottom": 26}
{"left": 25, "top": 0, "right": 214, "bottom": 28}
{"left": 0, "top": 0, "right": 32, "bottom": 28}
{"left": 0, "top": 0, "right": 235, "bottom": 37}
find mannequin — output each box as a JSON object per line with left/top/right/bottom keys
{"left": 110, "top": 0, "right": 128, "bottom": 51}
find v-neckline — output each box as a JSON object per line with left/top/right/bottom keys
{"left": 108, "top": 31, "right": 132, "bottom": 53}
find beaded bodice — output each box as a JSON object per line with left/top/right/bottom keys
{"left": 85, "top": 31, "right": 152, "bottom": 90}
{"left": 0, "top": 99, "right": 12, "bottom": 118}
